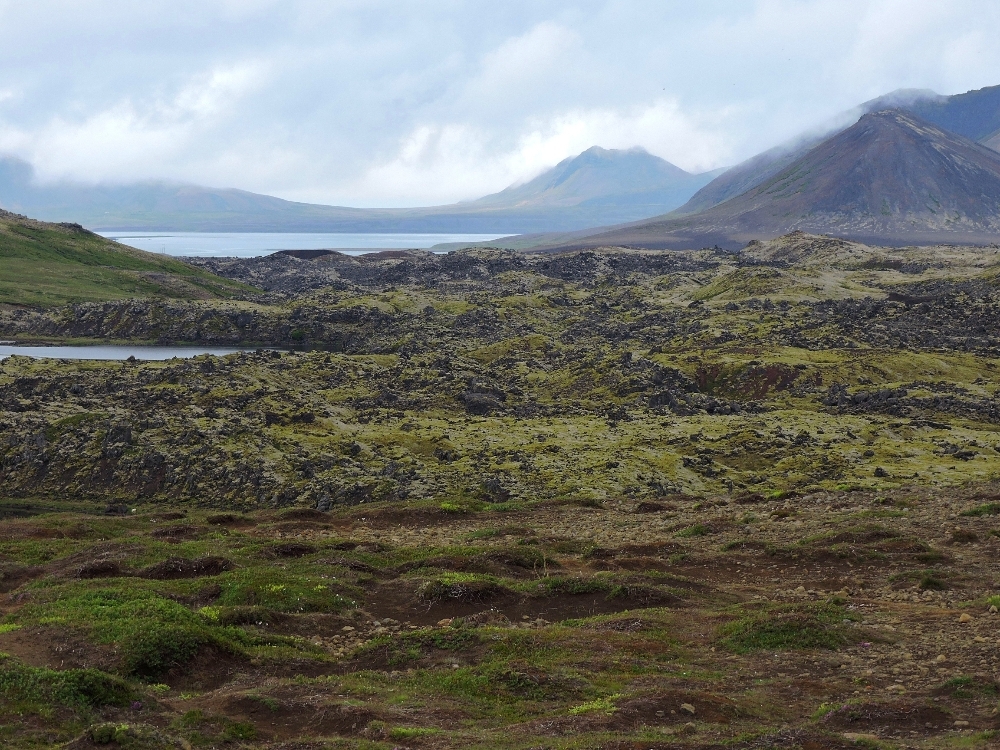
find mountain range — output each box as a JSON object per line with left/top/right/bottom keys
{"left": 2, "top": 84, "right": 999, "bottom": 247}
{"left": 542, "top": 109, "right": 1000, "bottom": 251}
{"left": 526, "top": 84, "right": 1000, "bottom": 251}
{"left": 671, "top": 84, "right": 1000, "bottom": 218}
{"left": 0, "top": 147, "right": 720, "bottom": 234}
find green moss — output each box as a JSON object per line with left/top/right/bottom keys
{"left": 569, "top": 693, "right": 620, "bottom": 715}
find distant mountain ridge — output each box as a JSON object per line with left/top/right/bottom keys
{"left": 537, "top": 109, "right": 1000, "bottom": 251}
{"left": 0, "top": 147, "right": 719, "bottom": 234}
{"left": 470, "top": 146, "right": 719, "bottom": 211}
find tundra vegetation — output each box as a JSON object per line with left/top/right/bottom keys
{"left": 1, "top": 231, "right": 1000, "bottom": 748}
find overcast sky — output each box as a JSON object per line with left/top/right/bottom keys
{"left": 0, "top": 0, "right": 998, "bottom": 207}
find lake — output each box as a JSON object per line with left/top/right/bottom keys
{"left": 96, "top": 231, "right": 509, "bottom": 258}
{"left": 0, "top": 345, "right": 255, "bottom": 361}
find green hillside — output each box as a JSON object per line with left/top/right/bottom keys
{"left": 0, "top": 210, "right": 251, "bottom": 306}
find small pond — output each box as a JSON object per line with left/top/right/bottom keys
{"left": 0, "top": 345, "right": 254, "bottom": 361}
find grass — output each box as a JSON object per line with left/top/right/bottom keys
{"left": 717, "top": 603, "right": 860, "bottom": 653}
{"left": 0, "top": 653, "right": 137, "bottom": 712}
{"left": 5, "top": 240, "right": 1000, "bottom": 747}
{"left": 389, "top": 726, "right": 440, "bottom": 739}
{"left": 0, "top": 485, "right": 992, "bottom": 748}
{"left": 0, "top": 214, "right": 250, "bottom": 305}
{"left": 211, "top": 567, "right": 355, "bottom": 613}
{"left": 676, "top": 523, "right": 710, "bottom": 537}
{"left": 6, "top": 584, "right": 251, "bottom": 679}
{"left": 359, "top": 627, "right": 480, "bottom": 667}
{"left": 937, "top": 675, "right": 1000, "bottom": 701}
{"left": 960, "top": 502, "right": 1000, "bottom": 517}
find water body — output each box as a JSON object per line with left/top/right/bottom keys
{"left": 97, "top": 231, "right": 508, "bottom": 258}
{"left": 0, "top": 345, "right": 252, "bottom": 361}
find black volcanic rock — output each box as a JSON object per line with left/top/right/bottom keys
{"left": 547, "top": 110, "right": 1000, "bottom": 250}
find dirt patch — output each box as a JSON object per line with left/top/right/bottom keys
{"left": 0, "top": 562, "right": 44, "bottom": 592}
{"left": 365, "top": 581, "right": 682, "bottom": 625}
{"left": 462, "top": 608, "right": 513, "bottom": 627}
{"left": 161, "top": 644, "right": 248, "bottom": 691}
{"left": 146, "top": 511, "right": 187, "bottom": 521}
{"left": 596, "top": 743, "right": 724, "bottom": 750}
{"left": 612, "top": 689, "right": 741, "bottom": 726}
{"left": 597, "top": 557, "right": 674, "bottom": 573}
{"left": 149, "top": 524, "right": 204, "bottom": 541}
{"left": 0, "top": 625, "right": 118, "bottom": 671}
{"left": 419, "top": 579, "right": 513, "bottom": 605}
{"left": 316, "top": 557, "right": 382, "bottom": 574}
{"left": 349, "top": 504, "right": 468, "bottom": 529}
{"left": 587, "top": 542, "right": 683, "bottom": 559}
{"left": 267, "top": 520, "right": 334, "bottom": 533}
{"left": 734, "top": 729, "right": 866, "bottom": 749}
{"left": 203, "top": 690, "right": 378, "bottom": 740}
{"left": 634, "top": 501, "right": 676, "bottom": 513}
{"left": 250, "top": 612, "right": 354, "bottom": 638}
{"left": 77, "top": 559, "right": 128, "bottom": 579}
{"left": 47, "top": 542, "right": 143, "bottom": 579}
{"left": 0, "top": 523, "right": 67, "bottom": 540}
{"left": 261, "top": 542, "right": 316, "bottom": 558}
{"left": 822, "top": 700, "right": 952, "bottom": 732}
{"left": 205, "top": 512, "right": 255, "bottom": 527}
{"left": 586, "top": 617, "right": 654, "bottom": 633}
{"left": 277, "top": 508, "right": 331, "bottom": 522}
{"left": 395, "top": 550, "right": 552, "bottom": 578}
{"left": 139, "top": 555, "right": 234, "bottom": 580}
{"left": 931, "top": 674, "right": 1000, "bottom": 699}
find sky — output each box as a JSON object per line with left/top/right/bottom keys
{"left": 0, "top": 0, "right": 998, "bottom": 207}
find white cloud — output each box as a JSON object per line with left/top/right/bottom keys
{"left": 461, "top": 22, "right": 582, "bottom": 113}
{"left": 351, "top": 99, "right": 737, "bottom": 205}
{"left": 2, "top": 0, "right": 1000, "bottom": 207}
{"left": 5, "top": 61, "right": 270, "bottom": 184}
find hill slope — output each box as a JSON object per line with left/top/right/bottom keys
{"left": 0, "top": 148, "right": 719, "bottom": 234}
{"left": 674, "top": 84, "right": 1000, "bottom": 217}
{"left": 540, "top": 109, "right": 1000, "bottom": 250}
{"left": 0, "top": 209, "right": 249, "bottom": 306}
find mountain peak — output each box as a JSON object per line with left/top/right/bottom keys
{"left": 545, "top": 108, "right": 1000, "bottom": 250}
{"left": 708, "top": 107, "right": 1000, "bottom": 236}
{"left": 673, "top": 84, "right": 1000, "bottom": 219}
{"left": 467, "top": 145, "right": 715, "bottom": 214}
